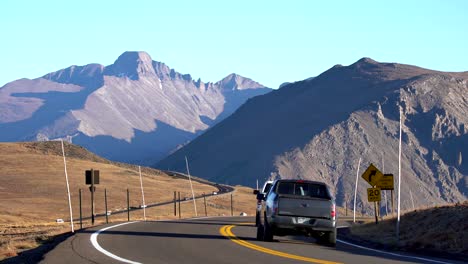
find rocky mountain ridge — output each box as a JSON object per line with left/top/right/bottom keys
{"left": 0, "top": 51, "right": 271, "bottom": 164}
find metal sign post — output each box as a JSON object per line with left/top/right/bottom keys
{"left": 85, "top": 169, "right": 100, "bottom": 225}
{"left": 362, "top": 164, "right": 386, "bottom": 224}
{"left": 91, "top": 170, "right": 95, "bottom": 225}
{"left": 367, "top": 188, "right": 381, "bottom": 224}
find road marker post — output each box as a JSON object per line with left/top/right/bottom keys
{"left": 410, "top": 190, "right": 415, "bottom": 210}
{"left": 79, "top": 188, "right": 82, "bottom": 229}
{"left": 185, "top": 156, "right": 198, "bottom": 216}
{"left": 105, "top": 188, "right": 108, "bottom": 224}
{"left": 397, "top": 107, "right": 402, "bottom": 240}
{"left": 353, "top": 157, "right": 361, "bottom": 223}
{"left": 61, "top": 140, "right": 74, "bottom": 233}
{"left": 138, "top": 166, "right": 146, "bottom": 221}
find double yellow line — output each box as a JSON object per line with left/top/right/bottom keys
{"left": 219, "top": 225, "right": 342, "bottom": 264}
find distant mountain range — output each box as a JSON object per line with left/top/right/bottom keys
{"left": 157, "top": 58, "right": 468, "bottom": 213}
{"left": 0, "top": 51, "right": 271, "bottom": 164}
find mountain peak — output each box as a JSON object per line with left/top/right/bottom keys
{"left": 105, "top": 51, "right": 156, "bottom": 80}
{"left": 357, "top": 57, "right": 378, "bottom": 64}
{"left": 217, "top": 73, "right": 266, "bottom": 91}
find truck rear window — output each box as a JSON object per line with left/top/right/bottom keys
{"left": 263, "top": 183, "right": 272, "bottom": 193}
{"left": 277, "top": 182, "right": 330, "bottom": 199}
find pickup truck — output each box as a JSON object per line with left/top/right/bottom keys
{"left": 257, "top": 179, "right": 337, "bottom": 246}
{"left": 253, "top": 180, "right": 273, "bottom": 226}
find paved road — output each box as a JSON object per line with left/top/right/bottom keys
{"left": 41, "top": 216, "right": 462, "bottom": 264}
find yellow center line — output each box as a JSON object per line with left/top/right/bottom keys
{"left": 219, "top": 225, "right": 342, "bottom": 264}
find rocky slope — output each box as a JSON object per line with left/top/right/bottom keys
{"left": 157, "top": 58, "right": 468, "bottom": 213}
{"left": 0, "top": 51, "right": 271, "bottom": 164}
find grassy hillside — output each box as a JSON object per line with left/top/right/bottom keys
{"left": 348, "top": 202, "right": 468, "bottom": 257}
{"left": 0, "top": 142, "right": 219, "bottom": 223}
{"left": 0, "top": 142, "right": 257, "bottom": 260}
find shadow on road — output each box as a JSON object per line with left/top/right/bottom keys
{"left": 155, "top": 219, "right": 254, "bottom": 227}
{"left": 79, "top": 219, "right": 258, "bottom": 242}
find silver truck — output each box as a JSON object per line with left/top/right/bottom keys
{"left": 253, "top": 180, "right": 274, "bottom": 226}
{"left": 257, "top": 179, "right": 337, "bottom": 246}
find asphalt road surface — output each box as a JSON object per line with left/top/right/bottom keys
{"left": 41, "top": 216, "right": 462, "bottom": 264}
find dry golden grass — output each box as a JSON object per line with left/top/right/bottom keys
{"left": 0, "top": 142, "right": 219, "bottom": 223}
{"left": 349, "top": 201, "right": 468, "bottom": 256}
{"left": 0, "top": 142, "right": 260, "bottom": 260}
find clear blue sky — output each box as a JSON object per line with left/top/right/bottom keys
{"left": 1, "top": 0, "right": 467, "bottom": 88}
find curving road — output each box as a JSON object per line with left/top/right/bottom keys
{"left": 41, "top": 216, "right": 462, "bottom": 264}
{"left": 76, "top": 171, "right": 234, "bottom": 222}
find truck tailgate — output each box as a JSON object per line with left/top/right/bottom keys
{"left": 278, "top": 196, "right": 331, "bottom": 219}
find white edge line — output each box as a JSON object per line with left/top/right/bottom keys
{"left": 336, "top": 238, "right": 454, "bottom": 264}
{"left": 89, "top": 216, "right": 223, "bottom": 263}
{"left": 90, "top": 221, "right": 141, "bottom": 264}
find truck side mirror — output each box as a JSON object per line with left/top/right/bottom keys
{"left": 253, "top": 189, "right": 259, "bottom": 195}
{"left": 256, "top": 193, "right": 265, "bottom": 200}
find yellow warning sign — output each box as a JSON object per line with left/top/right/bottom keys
{"left": 362, "top": 163, "right": 384, "bottom": 187}
{"left": 367, "top": 188, "right": 381, "bottom": 202}
{"left": 376, "top": 174, "right": 394, "bottom": 190}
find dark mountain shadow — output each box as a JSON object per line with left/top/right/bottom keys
{"left": 156, "top": 61, "right": 425, "bottom": 186}
{"left": 73, "top": 121, "right": 197, "bottom": 166}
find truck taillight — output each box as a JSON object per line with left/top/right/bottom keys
{"left": 331, "top": 204, "right": 336, "bottom": 219}
{"left": 273, "top": 199, "right": 279, "bottom": 214}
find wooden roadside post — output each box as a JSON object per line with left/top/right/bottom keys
{"left": 174, "top": 191, "right": 177, "bottom": 216}
{"left": 178, "top": 192, "right": 181, "bottom": 219}
{"left": 231, "top": 193, "right": 233, "bottom": 216}
{"left": 203, "top": 193, "right": 207, "bottom": 216}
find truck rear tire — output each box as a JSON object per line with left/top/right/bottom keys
{"left": 255, "top": 211, "right": 261, "bottom": 227}
{"left": 324, "top": 229, "right": 336, "bottom": 247}
{"left": 256, "top": 223, "right": 264, "bottom": 241}
{"left": 263, "top": 218, "right": 274, "bottom": 242}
